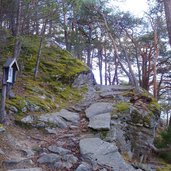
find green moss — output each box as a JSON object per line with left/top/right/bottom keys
{"left": 100, "top": 131, "right": 108, "bottom": 139}
{"left": 6, "top": 95, "right": 27, "bottom": 112}
{"left": 5, "top": 36, "right": 88, "bottom": 118}
{"left": 143, "top": 114, "right": 151, "bottom": 127}
{"left": 130, "top": 109, "right": 143, "bottom": 124}
{"left": 157, "top": 165, "right": 171, "bottom": 171}
{"left": 40, "top": 55, "right": 88, "bottom": 84}
{"left": 148, "top": 99, "right": 161, "bottom": 113}
{"left": 115, "top": 102, "right": 130, "bottom": 112}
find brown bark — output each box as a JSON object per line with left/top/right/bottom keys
{"left": 153, "top": 29, "right": 159, "bottom": 99}
{"left": 149, "top": 16, "right": 159, "bottom": 99}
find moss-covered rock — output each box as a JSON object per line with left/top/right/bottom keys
{"left": 4, "top": 36, "right": 89, "bottom": 116}
{"left": 115, "top": 102, "right": 130, "bottom": 113}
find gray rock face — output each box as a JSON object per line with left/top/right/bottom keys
{"left": 8, "top": 168, "right": 42, "bottom": 171}
{"left": 75, "top": 162, "right": 92, "bottom": 171}
{"left": 79, "top": 138, "right": 135, "bottom": 171}
{"left": 45, "top": 127, "right": 57, "bottom": 134}
{"left": 88, "top": 113, "right": 111, "bottom": 130}
{"left": 99, "top": 91, "right": 122, "bottom": 98}
{"left": 48, "top": 145, "right": 71, "bottom": 155}
{"left": 95, "top": 85, "right": 133, "bottom": 92}
{"left": 3, "top": 158, "right": 33, "bottom": 170}
{"left": 72, "top": 71, "right": 96, "bottom": 88}
{"left": 21, "top": 116, "right": 34, "bottom": 124}
{"left": 85, "top": 102, "right": 113, "bottom": 119}
{"left": 37, "top": 153, "right": 60, "bottom": 164}
{"left": 0, "top": 148, "right": 5, "bottom": 155}
{"left": 57, "top": 109, "right": 80, "bottom": 123}
{"left": 9, "top": 106, "right": 18, "bottom": 114}
{"left": 37, "top": 153, "right": 78, "bottom": 169}
{"left": 37, "top": 145, "right": 78, "bottom": 170}
{"left": 38, "top": 114, "right": 67, "bottom": 128}
{"left": 20, "top": 109, "right": 80, "bottom": 129}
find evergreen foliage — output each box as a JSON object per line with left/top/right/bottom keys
{"left": 155, "top": 126, "right": 171, "bottom": 162}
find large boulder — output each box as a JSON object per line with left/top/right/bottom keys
{"left": 79, "top": 138, "right": 135, "bottom": 171}
{"left": 83, "top": 85, "right": 160, "bottom": 164}
{"left": 38, "top": 114, "right": 68, "bottom": 128}
{"left": 105, "top": 93, "right": 160, "bottom": 162}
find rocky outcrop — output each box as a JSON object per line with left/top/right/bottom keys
{"left": 12, "top": 73, "right": 160, "bottom": 171}
{"left": 82, "top": 84, "right": 160, "bottom": 163}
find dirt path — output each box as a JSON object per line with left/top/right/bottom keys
{"left": 0, "top": 112, "right": 89, "bottom": 171}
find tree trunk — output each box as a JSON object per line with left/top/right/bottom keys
{"left": 98, "top": 10, "right": 140, "bottom": 92}
{"left": 163, "top": 0, "right": 171, "bottom": 46}
{"left": 34, "top": 21, "right": 47, "bottom": 79}
{"left": 0, "top": 70, "right": 7, "bottom": 124}
{"left": 104, "top": 49, "right": 108, "bottom": 85}
{"left": 35, "top": 4, "right": 39, "bottom": 35}
{"left": 62, "top": 2, "right": 70, "bottom": 51}
{"left": 153, "top": 29, "right": 159, "bottom": 99}
{"left": 98, "top": 46, "right": 103, "bottom": 85}
{"left": 108, "top": 64, "right": 112, "bottom": 85}
{"left": 112, "top": 57, "right": 119, "bottom": 85}
{"left": 149, "top": 16, "right": 159, "bottom": 99}
{"left": 13, "top": 0, "right": 22, "bottom": 59}
{"left": 87, "top": 24, "right": 92, "bottom": 68}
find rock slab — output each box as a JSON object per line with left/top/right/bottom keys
{"left": 8, "top": 168, "right": 42, "bottom": 171}
{"left": 88, "top": 113, "right": 111, "bottom": 130}
{"left": 57, "top": 109, "right": 80, "bottom": 123}
{"left": 37, "top": 146, "right": 78, "bottom": 169}
{"left": 79, "top": 138, "right": 135, "bottom": 171}
{"left": 85, "top": 102, "right": 113, "bottom": 119}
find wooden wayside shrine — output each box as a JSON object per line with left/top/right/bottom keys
{"left": 0, "top": 58, "right": 19, "bottom": 123}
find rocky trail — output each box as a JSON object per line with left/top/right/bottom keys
{"left": 0, "top": 83, "right": 162, "bottom": 171}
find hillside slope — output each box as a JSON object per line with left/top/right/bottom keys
{"left": 1, "top": 37, "right": 90, "bottom": 117}
{"left": 0, "top": 37, "right": 165, "bottom": 171}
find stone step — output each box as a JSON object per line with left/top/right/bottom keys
{"left": 95, "top": 85, "right": 134, "bottom": 92}
{"left": 8, "top": 168, "right": 42, "bottom": 171}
